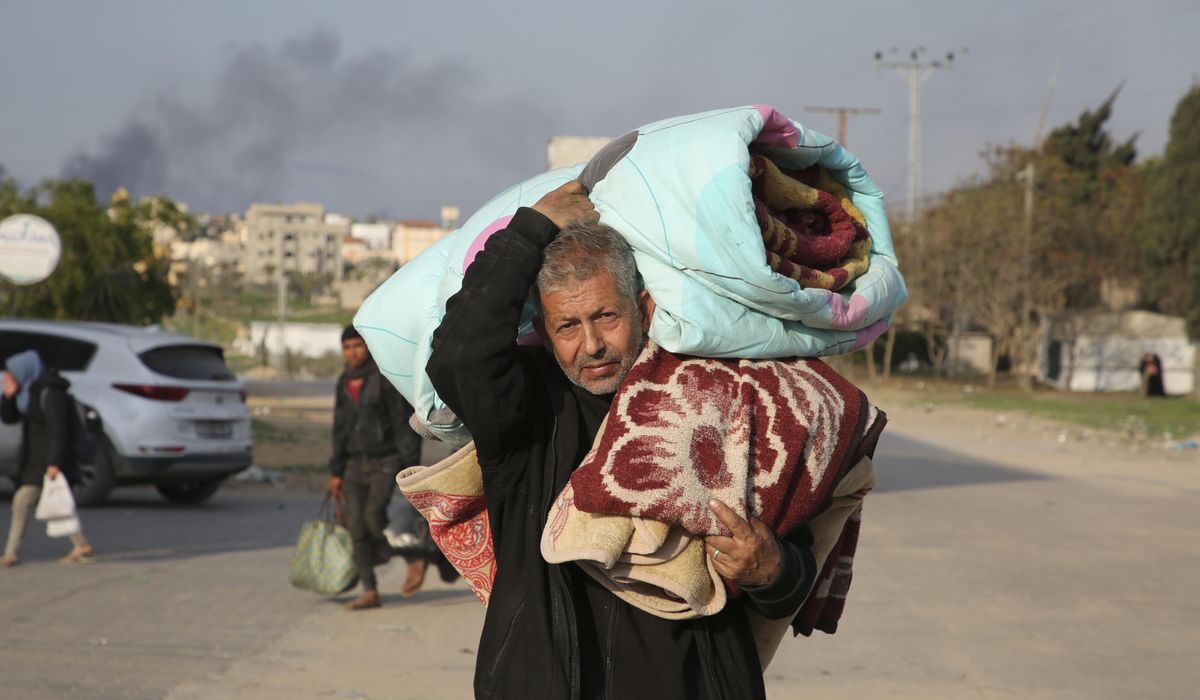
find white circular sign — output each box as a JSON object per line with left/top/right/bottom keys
{"left": 0, "top": 214, "right": 62, "bottom": 285}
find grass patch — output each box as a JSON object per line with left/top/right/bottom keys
{"left": 903, "top": 378, "right": 1200, "bottom": 440}
{"left": 961, "top": 391, "right": 1200, "bottom": 440}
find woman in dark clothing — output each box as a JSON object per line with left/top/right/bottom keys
{"left": 1, "top": 350, "right": 93, "bottom": 566}
{"left": 1138, "top": 352, "right": 1166, "bottom": 397}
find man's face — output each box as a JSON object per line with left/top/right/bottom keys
{"left": 537, "top": 270, "right": 655, "bottom": 395}
{"left": 342, "top": 337, "right": 370, "bottom": 370}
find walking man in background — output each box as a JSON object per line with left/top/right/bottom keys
{"left": 328, "top": 326, "right": 424, "bottom": 610}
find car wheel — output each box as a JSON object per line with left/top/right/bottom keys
{"left": 72, "top": 439, "right": 116, "bottom": 507}
{"left": 155, "top": 479, "right": 223, "bottom": 504}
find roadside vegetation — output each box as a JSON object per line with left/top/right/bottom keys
{"left": 881, "top": 376, "right": 1200, "bottom": 442}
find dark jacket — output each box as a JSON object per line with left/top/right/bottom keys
{"left": 0, "top": 369, "right": 78, "bottom": 487}
{"left": 427, "top": 208, "right": 816, "bottom": 700}
{"left": 329, "top": 362, "right": 422, "bottom": 476}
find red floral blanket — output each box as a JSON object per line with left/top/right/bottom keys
{"left": 570, "top": 341, "right": 877, "bottom": 538}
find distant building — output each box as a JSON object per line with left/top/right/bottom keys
{"left": 1040, "top": 310, "right": 1196, "bottom": 394}
{"left": 170, "top": 232, "right": 243, "bottom": 268}
{"left": 243, "top": 202, "right": 347, "bottom": 284}
{"left": 393, "top": 220, "right": 449, "bottom": 265}
{"left": 946, "top": 332, "right": 995, "bottom": 376}
{"left": 547, "top": 136, "right": 613, "bottom": 170}
{"left": 341, "top": 235, "right": 370, "bottom": 266}
{"left": 349, "top": 221, "right": 393, "bottom": 251}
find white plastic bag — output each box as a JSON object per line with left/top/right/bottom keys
{"left": 35, "top": 473, "right": 77, "bottom": 522}
{"left": 46, "top": 515, "right": 82, "bottom": 538}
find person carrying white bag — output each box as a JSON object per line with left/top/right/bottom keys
{"left": 1, "top": 350, "right": 94, "bottom": 566}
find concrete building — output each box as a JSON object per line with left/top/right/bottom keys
{"left": 349, "top": 222, "right": 393, "bottom": 251}
{"left": 945, "top": 332, "right": 995, "bottom": 375}
{"left": 393, "top": 220, "right": 449, "bottom": 265}
{"left": 341, "top": 235, "right": 370, "bottom": 266}
{"left": 547, "top": 136, "right": 613, "bottom": 170}
{"left": 1039, "top": 310, "right": 1196, "bottom": 394}
{"left": 243, "top": 203, "right": 347, "bottom": 284}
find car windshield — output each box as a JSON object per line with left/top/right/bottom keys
{"left": 139, "top": 345, "right": 236, "bottom": 381}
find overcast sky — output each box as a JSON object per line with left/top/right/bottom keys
{"left": 1, "top": 0, "right": 1196, "bottom": 220}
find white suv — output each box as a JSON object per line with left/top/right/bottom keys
{"left": 0, "top": 320, "right": 252, "bottom": 505}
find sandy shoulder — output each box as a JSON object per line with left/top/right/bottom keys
{"left": 867, "top": 385, "right": 1200, "bottom": 492}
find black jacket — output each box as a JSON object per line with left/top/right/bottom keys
{"left": 0, "top": 369, "right": 78, "bottom": 487}
{"left": 329, "top": 363, "right": 422, "bottom": 476}
{"left": 427, "top": 208, "right": 815, "bottom": 700}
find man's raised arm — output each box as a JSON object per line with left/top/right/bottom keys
{"left": 426, "top": 180, "right": 598, "bottom": 463}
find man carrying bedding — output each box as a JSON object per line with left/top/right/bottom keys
{"left": 427, "top": 180, "right": 817, "bottom": 700}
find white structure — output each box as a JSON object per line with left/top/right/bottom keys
{"left": 350, "top": 222, "right": 393, "bottom": 251}
{"left": 1040, "top": 310, "right": 1196, "bottom": 394}
{"left": 946, "top": 332, "right": 994, "bottom": 375}
{"left": 170, "top": 232, "right": 243, "bottom": 268}
{"left": 547, "top": 136, "right": 612, "bottom": 170}
{"left": 234, "top": 321, "right": 344, "bottom": 361}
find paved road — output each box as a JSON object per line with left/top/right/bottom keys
{"left": 244, "top": 380, "right": 335, "bottom": 400}
{"left": 2, "top": 428, "right": 1198, "bottom": 699}
{"left": 0, "top": 484, "right": 325, "bottom": 700}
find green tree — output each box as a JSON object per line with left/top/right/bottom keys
{"left": 1139, "top": 84, "right": 1200, "bottom": 338}
{"left": 1037, "top": 88, "right": 1140, "bottom": 308}
{"left": 905, "top": 90, "right": 1145, "bottom": 386}
{"left": 0, "top": 178, "right": 177, "bottom": 324}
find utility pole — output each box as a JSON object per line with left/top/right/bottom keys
{"left": 1017, "top": 47, "right": 1063, "bottom": 391}
{"left": 872, "top": 47, "right": 963, "bottom": 381}
{"left": 804, "top": 106, "right": 880, "bottom": 147}
{"left": 275, "top": 247, "right": 289, "bottom": 374}
{"left": 874, "top": 47, "right": 963, "bottom": 221}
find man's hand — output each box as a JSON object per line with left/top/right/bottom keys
{"left": 2, "top": 372, "right": 17, "bottom": 399}
{"left": 327, "top": 475, "right": 343, "bottom": 496}
{"left": 704, "top": 499, "right": 782, "bottom": 588}
{"left": 46, "top": 466, "right": 61, "bottom": 479}
{"left": 531, "top": 180, "right": 599, "bottom": 230}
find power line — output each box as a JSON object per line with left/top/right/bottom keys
{"left": 875, "top": 47, "right": 963, "bottom": 222}
{"left": 803, "top": 106, "right": 881, "bottom": 147}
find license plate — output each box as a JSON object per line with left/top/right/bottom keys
{"left": 196, "top": 421, "right": 234, "bottom": 439}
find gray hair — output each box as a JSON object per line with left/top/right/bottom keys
{"left": 534, "top": 222, "right": 640, "bottom": 314}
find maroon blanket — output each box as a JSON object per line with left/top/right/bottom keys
{"left": 568, "top": 341, "right": 884, "bottom": 633}
{"left": 570, "top": 342, "right": 876, "bottom": 537}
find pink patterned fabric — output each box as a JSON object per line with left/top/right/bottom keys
{"left": 570, "top": 341, "right": 872, "bottom": 539}
{"left": 402, "top": 488, "right": 495, "bottom": 604}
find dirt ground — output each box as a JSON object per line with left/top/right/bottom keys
{"left": 247, "top": 383, "right": 1200, "bottom": 482}
{"left": 248, "top": 394, "right": 334, "bottom": 472}
{"left": 864, "top": 382, "right": 1200, "bottom": 488}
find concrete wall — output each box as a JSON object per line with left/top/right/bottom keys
{"left": 946, "top": 333, "right": 994, "bottom": 375}
{"left": 1041, "top": 311, "right": 1196, "bottom": 394}
{"left": 1050, "top": 335, "right": 1195, "bottom": 394}
{"left": 234, "top": 321, "right": 344, "bottom": 361}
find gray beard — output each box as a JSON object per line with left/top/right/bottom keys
{"left": 556, "top": 333, "right": 648, "bottom": 396}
